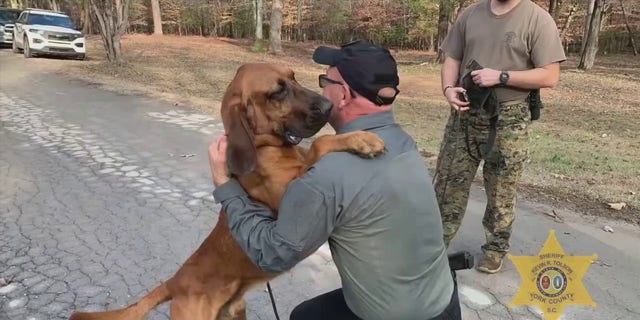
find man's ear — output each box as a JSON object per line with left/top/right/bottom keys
{"left": 226, "top": 103, "right": 257, "bottom": 176}
{"left": 339, "top": 84, "right": 351, "bottom": 108}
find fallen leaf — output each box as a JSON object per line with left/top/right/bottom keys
{"left": 545, "top": 209, "right": 564, "bottom": 222}
{"left": 607, "top": 202, "right": 626, "bottom": 210}
{"left": 601, "top": 133, "right": 607, "bottom": 138}
{"left": 593, "top": 259, "right": 612, "bottom": 267}
{"left": 629, "top": 191, "right": 636, "bottom": 195}
{"left": 419, "top": 149, "right": 436, "bottom": 158}
{"left": 602, "top": 225, "right": 614, "bottom": 233}
{"left": 180, "top": 154, "right": 196, "bottom": 158}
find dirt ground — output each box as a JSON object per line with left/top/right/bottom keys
{"left": 13, "top": 34, "right": 639, "bottom": 224}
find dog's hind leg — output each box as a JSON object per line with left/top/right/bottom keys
{"left": 228, "top": 298, "right": 247, "bottom": 320}
{"left": 170, "top": 281, "right": 240, "bottom": 320}
{"left": 69, "top": 282, "right": 171, "bottom": 320}
{"left": 217, "top": 297, "right": 246, "bottom": 320}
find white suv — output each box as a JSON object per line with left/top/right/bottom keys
{"left": 12, "top": 8, "right": 85, "bottom": 60}
{"left": 0, "top": 8, "right": 23, "bottom": 45}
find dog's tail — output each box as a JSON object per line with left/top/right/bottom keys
{"left": 69, "top": 282, "right": 171, "bottom": 320}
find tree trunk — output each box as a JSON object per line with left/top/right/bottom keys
{"left": 436, "top": 0, "right": 453, "bottom": 62}
{"left": 560, "top": 4, "right": 577, "bottom": 51}
{"left": 560, "top": 5, "right": 577, "bottom": 39}
{"left": 619, "top": 0, "right": 638, "bottom": 55}
{"left": 581, "top": 0, "right": 595, "bottom": 55}
{"left": 9, "top": 0, "right": 19, "bottom": 8}
{"left": 269, "top": 0, "right": 283, "bottom": 54}
{"left": 150, "top": 0, "right": 163, "bottom": 35}
{"left": 82, "top": 0, "right": 93, "bottom": 34}
{"left": 91, "top": 0, "right": 132, "bottom": 64}
{"left": 548, "top": 0, "right": 558, "bottom": 20}
{"left": 255, "top": 0, "right": 263, "bottom": 40}
{"left": 429, "top": 32, "right": 435, "bottom": 52}
{"left": 578, "top": 0, "right": 604, "bottom": 70}
{"left": 48, "top": 0, "right": 59, "bottom": 11}
{"left": 296, "top": 0, "right": 303, "bottom": 42}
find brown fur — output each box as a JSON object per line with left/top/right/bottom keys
{"left": 68, "top": 63, "right": 385, "bottom": 320}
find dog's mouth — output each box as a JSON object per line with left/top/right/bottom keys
{"left": 283, "top": 129, "right": 303, "bottom": 145}
{"left": 281, "top": 102, "right": 332, "bottom": 145}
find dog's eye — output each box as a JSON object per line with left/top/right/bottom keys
{"left": 270, "top": 81, "right": 287, "bottom": 100}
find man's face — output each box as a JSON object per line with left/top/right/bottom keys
{"left": 319, "top": 67, "right": 351, "bottom": 125}
{"left": 321, "top": 67, "right": 347, "bottom": 108}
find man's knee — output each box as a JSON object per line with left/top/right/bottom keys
{"left": 289, "top": 300, "right": 315, "bottom": 320}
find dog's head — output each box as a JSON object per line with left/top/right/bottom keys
{"left": 220, "top": 63, "right": 333, "bottom": 176}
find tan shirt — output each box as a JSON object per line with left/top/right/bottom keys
{"left": 443, "top": 0, "right": 566, "bottom": 103}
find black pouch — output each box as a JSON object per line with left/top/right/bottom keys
{"left": 460, "top": 60, "right": 499, "bottom": 118}
{"left": 528, "top": 89, "right": 542, "bottom": 121}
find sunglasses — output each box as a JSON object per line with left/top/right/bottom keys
{"left": 318, "top": 74, "right": 343, "bottom": 87}
{"left": 318, "top": 74, "right": 357, "bottom": 97}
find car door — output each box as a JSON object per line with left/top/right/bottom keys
{"left": 13, "top": 12, "right": 26, "bottom": 46}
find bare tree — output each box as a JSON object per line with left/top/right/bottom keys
{"left": 81, "top": 0, "right": 92, "bottom": 34}
{"left": 151, "top": 0, "right": 163, "bottom": 35}
{"left": 269, "top": 0, "right": 283, "bottom": 54}
{"left": 435, "top": 0, "right": 453, "bottom": 62}
{"left": 619, "top": 0, "right": 638, "bottom": 55}
{"left": 255, "top": 0, "right": 263, "bottom": 40}
{"left": 548, "top": 0, "right": 559, "bottom": 20}
{"left": 91, "top": 0, "right": 133, "bottom": 64}
{"left": 579, "top": 0, "right": 605, "bottom": 70}
{"left": 296, "top": 0, "right": 303, "bottom": 41}
{"left": 560, "top": 4, "right": 578, "bottom": 47}
{"left": 580, "top": 0, "right": 595, "bottom": 55}
{"left": 47, "top": 0, "right": 59, "bottom": 11}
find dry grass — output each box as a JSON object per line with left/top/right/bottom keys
{"left": 54, "top": 34, "right": 639, "bottom": 224}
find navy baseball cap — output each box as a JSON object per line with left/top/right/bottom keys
{"left": 312, "top": 40, "right": 400, "bottom": 106}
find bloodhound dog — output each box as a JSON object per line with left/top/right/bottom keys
{"left": 69, "top": 63, "right": 386, "bottom": 320}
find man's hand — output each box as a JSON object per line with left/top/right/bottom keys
{"left": 444, "top": 87, "right": 470, "bottom": 111}
{"left": 209, "top": 135, "right": 230, "bottom": 186}
{"left": 471, "top": 68, "right": 501, "bottom": 87}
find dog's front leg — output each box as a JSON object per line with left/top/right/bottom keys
{"left": 300, "top": 131, "right": 386, "bottom": 173}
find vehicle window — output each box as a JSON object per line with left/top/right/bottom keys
{"left": 27, "top": 13, "right": 75, "bottom": 29}
{"left": 0, "top": 10, "right": 22, "bottom": 24}
{"left": 16, "top": 12, "right": 26, "bottom": 24}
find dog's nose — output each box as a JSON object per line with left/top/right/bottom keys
{"left": 313, "top": 97, "right": 333, "bottom": 115}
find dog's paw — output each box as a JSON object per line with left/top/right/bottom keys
{"left": 345, "top": 131, "right": 386, "bottom": 159}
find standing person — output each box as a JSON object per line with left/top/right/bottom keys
{"left": 435, "top": 0, "right": 566, "bottom": 273}
{"left": 209, "top": 40, "right": 461, "bottom": 319}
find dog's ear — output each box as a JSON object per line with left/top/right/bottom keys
{"left": 226, "top": 103, "right": 257, "bottom": 176}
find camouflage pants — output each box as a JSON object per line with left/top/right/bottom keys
{"left": 434, "top": 102, "right": 531, "bottom": 257}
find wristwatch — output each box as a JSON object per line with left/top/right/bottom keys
{"left": 499, "top": 71, "right": 510, "bottom": 86}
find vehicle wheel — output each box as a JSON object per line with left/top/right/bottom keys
{"left": 23, "top": 37, "right": 32, "bottom": 58}
{"left": 12, "top": 38, "right": 19, "bottom": 53}
{"left": 76, "top": 54, "right": 85, "bottom": 60}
